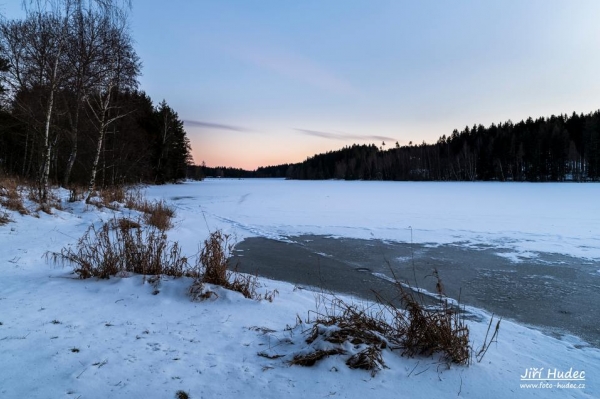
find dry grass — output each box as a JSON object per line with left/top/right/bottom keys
{"left": 99, "top": 186, "right": 127, "bottom": 204}
{"left": 346, "top": 346, "right": 386, "bottom": 372}
{"left": 124, "top": 186, "right": 145, "bottom": 209}
{"left": 283, "top": 270, "right": 476, "bottom": 375}
{"left": 68, "top": 186, "right": 85, "bottom": 203}
{"left": 27, "top": 185, "right": 62, "bottom": 214}
{"left": 290, "top": 348, "right": 346, "bottom": 367}
{"left": 121, "top": 188, "right": 175, "bottom": 230}
{"left": 293, "top": 298, "right": 393, "bottom": 375}
{"left": 85, "top": 186, "right": 127, "bottom": 210}
{"left": 199, "top": 230, "right": 230, "bottom": 286}
{"left": 0, "top": 176, "right": 28, "bottom": 215}
{"left": 142, "top": 200, "right": 175, "bottom": 230}
{"left": 0, "top": 211, "right": 10, "bottom": 225}
{"left": 85, "top": 186, "right": 175, "bottom": 230}
{"left": 190, "top": 230, "right": 276, "bottom": 301}
{"left": 47, "top": 218, "right": 191, "bottom": 279}
{"left": 393, "top": 271, "right": 470, "bottom": 364}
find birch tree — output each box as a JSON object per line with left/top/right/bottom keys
{"left": 84, "top": 21, "right": 139, "bottom": 202}
{"left": 0, "top": 13, "right": 68, "bottom": 202}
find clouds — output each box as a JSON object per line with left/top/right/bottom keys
{"left": 245, "top": 49, "right": 355, "bottom": 95}
{"left": 220, "top": 42, "right": 357, "bottom": 96}
{"left": 295, "top": 128, "right": 395, "bottom": 143}
{"left": 183, "top": 120, "right": 253, "bottom": 132}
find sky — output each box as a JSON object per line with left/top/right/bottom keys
{"left": 3, "top": 1, "right": 600, "bottom": 170}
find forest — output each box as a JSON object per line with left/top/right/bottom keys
{"left": 0, "top": 0, "right": 192, "bottom": 203}
{"left": 283, "top": 111, "right": 600, "bottom": 182}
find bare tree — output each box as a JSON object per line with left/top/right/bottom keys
{"left": 22, "top": 0, "right": 133, "bottom": 186}
{"left": 84, "top": 21, "right": 139, "bottom": 202}
{"left": 0, "top": 12, "right": 69, "bottom": 202}
{"left": 61, "top": 7, "right": 112, "bottom": 186}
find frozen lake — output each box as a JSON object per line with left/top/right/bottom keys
{"left": 153, "top": 178, "right": 600, "bottom": 261}
{"left": 148, "top": 179, "right": 600, "bottom": 346}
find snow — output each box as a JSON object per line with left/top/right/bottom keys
{"left": 1, "top": 180, "right": 599, "bottom": 398}
{"left": 151, "top": 179, "right": 600, "bottom": 261}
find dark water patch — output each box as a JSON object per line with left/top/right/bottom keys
{"left": 231, "top": 235, "right": 600, "bottom": 348}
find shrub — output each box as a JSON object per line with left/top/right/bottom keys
{"left": 394, "top": 270, "right": 470, "bottom": 364}
{"left": 190, "top": 230, "right": 275, "bottom": 301}
{"left": 199, "top": 230, "right": 230, "bottom": 286}
{"left": 47, "top": 218, "right": 190, "bottom": 279}
{"left": 143, "top": 200, "right": 175, "bottom": 230}
{"left": 68, "top": 186, "right": 84, "bottom": 203}
{"left": 100, "top": 186, "right": 127, "bottom": 204}
{"left": 27, "top": 184, "right": 61, "bottom": 213}
{"left": 0, "top": 177, "right": 28, "bottom": 215}
{"left": 121, "top": 188, "right": 175, "bottom": 230}
{"left": 0, "top": 211, "right": 10, "bottom": 225}
{"left": 277, "top": 270, "right": 475, "bottom": 375}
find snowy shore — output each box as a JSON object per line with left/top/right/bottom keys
{"left": 1, "top": 180, "right": 599, "bottom": 398}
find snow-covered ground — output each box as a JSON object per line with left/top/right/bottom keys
{"left": 1, "top": 179, "right": 599, "bottom": 398}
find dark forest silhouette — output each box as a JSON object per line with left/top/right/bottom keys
{"left": 194, "top": 111, "right": 600, "bottom": 182}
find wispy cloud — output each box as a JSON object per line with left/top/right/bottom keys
{"left": 222, "top": 44, "right": 357, "bottom": 96}
{"left": 295, "top": 128, "right": 396, "bottom": 143}
{"left": 183, "top": 120, "right": 252, "bottom": 132}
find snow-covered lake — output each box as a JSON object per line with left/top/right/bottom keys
{"left": 151, "top": 179, "right": 600, "bottom": 261}
{"left": 2, "top": 179, "right": 599, "bottom": 398}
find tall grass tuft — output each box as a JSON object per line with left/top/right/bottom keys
{"left": 47, "top": 218, "right": 189, "bottom": 279}
{"left": 142, "top": 200, "right": 175, "bottom": 230}
{"left": 0, "top": 176, "right": 28, "bottom": 215}
{"left": 392, "top": 269, "right": 470, "bottom": 364}
{"left": 190, "top": 230, "right": 275, "bottom": 301}
{"left": 284, "top": 269, "right": 476, "bottom": 375}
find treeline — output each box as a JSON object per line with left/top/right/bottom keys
{"left": 0, "top": 0, "right": 192, "bottom": 202}
{"left": 285, "top": 111, "right": 600, "bottom": 182}
{"left": 187, "top": 164, "right": 290, "bottom": 179}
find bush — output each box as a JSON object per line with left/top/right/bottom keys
{"left": 0, "top": 211, "right": 10, "bottom": 225}
{"left": 199, "top": 230, "right": 230, "bottom": 286}
{"left": 100, "top": 186, "right": 127, "bottom": 204}
{"left": 190, "top": 230, "right": 275, "bottom": 301}
{"left": 27, "top": 184, "right": 61, "bottom": 213}
{"left": 121, "top": 188, "right": 175, "bottom": 230}
{"left": 68, "top": 186, "right": 85, "bottom": 203}
{"left": 276, "top": 270, "right": 477, "bottom": 375}
{"left": 395, "top": 270, "right": 470, "bottom": 364}
{"left": 0, "top": 177, "right": 28, "bottom": 215}
{"left": 143, "top": 200, "right": 175, "bottom": 230}
{"left": 47, "top": 218, "right": 190, "bottom": 279}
